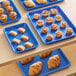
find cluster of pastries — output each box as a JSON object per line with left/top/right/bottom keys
{"left": 9, "top": 28, "right": 33, "bottom": 51}
{"left": 33, "top": 8, "right": 73, "bottom": 40}
{"left": 0, "top": 1, "right": 17, "bottom": 23}
{"left": 23, "top": 0, "right": 56, "bottom": 7}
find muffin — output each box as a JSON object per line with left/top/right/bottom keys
{"left": 50, "top": 9, "right": 57, "bottom": 15}
{"left": 37, "top": 20, "right": 44, "bottom": 27}
{"left": 46, "top": 17, "right": 53, "bottom": 24}
{"left": 9, "top": 12, "right": 17, "bottom": 20}
{"left": 6, "top": 6, "right": 13, "bottom": 14}
{"left": 55, "top": 15, "right": 62, "bottom": 22}
{"left": 0, "top": 8, "right": 4, "bottom": 16}
{"left": 46, "top": 34, "right": 53, "bottom": 41}
{"left": 41, "top": 27, "right": 48, "bottom": 34}
{"left": 33, "top": 13, "right": 40, "bottom": 20}
{"left": 66, "top": 28, "right": 73, "bottom": 35}
{"left": 51, "top": 24, "right": 58, "bottom": 31}
{"left": 1, "top": 14, "right": 7, "bottom": 23}
{"left": 55, "top": 31, "right": 63, "bottom": 38}
{"left": 60, "top": 21, "right": 67, "bottom": 28}
{"left": 3, "top": 1, "right": 10, "bottom": 9}
{"left": 42, "top": 10, "right": 49, "bottom": 17}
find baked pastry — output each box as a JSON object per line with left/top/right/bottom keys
{"left": 3, "top": 1, "right": 10, "bottom": 9}
{"left": 60, "top": 21, "right": 67, "bottom": 28}
{"left": 50, "top": 9, "right": 57, "bottom": 15}
{"left": 9, "top": 12, "right": 17, "bottom": 20}
{"left": 24, "top": 42, "right": 33, "bottom": 48}
{"left": 0, "top": 4, "right": 1, "bottom": 8}
{"left": 21, "top": 57, "right": 34, "bottom": 64}
{"left": 1, "top": 14, "right": 7, "bottom": 23}
{"left": 33, "top": 13, "right": 40, "bottom": 20}
{"left": 16, "top": 45, "right": 25, "bottom": 51}
{"left": 41, "top": 27, "right": 48, "bottom": 34}
{"left": 37, "top": 20, "right": 44, "bottom": 27}
{"left": 9, "top": 31, "right": 18, "bottom": 36}
{"left": 0, "top": 8, "right": 4, "bottom": 16}
{"left": 6, "top": 6, "right": 13, "bottom": 14}
{"left": 55, "top": 15, "right": 62, "bottom": 22}
{"left": 66, "top": 28, "right": 73, "bottom": 35}
{"left": 18, "top": 28, "right": 26, "bottom": 33}
{"left": 29, "top": 61, "right": 43, "bottom": 76}
{"left": 47, "top": 55, "right": 60, "bottom": 69}
{"left": 40, "top": 51, "right": 52, "bottom": 58}
{"left": 42, "top": 10, "right": 49, "bottom": 17}
{"left": 21, "top": 35, "right": 29, "bottom": 41}
{"left": 50, "top": 0, "right": 56, "bottom": 1}
{"left": 46, "top": 17, "right": 53, "bottom": 24}
{"left": 35, "top": 0, "right": 47, "bottom": 4}
{"left": 51, "top": 24, "right": 58, "bottom": 31}
{"left": 24, "top": 0, "right": 35, "bottom": 7}
{"left": 55, "top": 31, "right": 63, "bottom": 38}
{"left": 46, "top": 34, "right": 53, "bottom": 41}
{"left": 12, "top": 38, "right": 21, "bottom": 45}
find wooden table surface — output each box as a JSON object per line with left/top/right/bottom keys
{"left": 0, "top": 0, "right": 76, "bottom": 67}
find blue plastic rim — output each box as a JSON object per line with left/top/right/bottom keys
{"left": 27, "top": 5, "right": 76, "bottom": 44}
{"left": 3, "top": 23, "right": 39, "bottom": 53}
{"left": 17, "top": 48, "right": 71, "bottom": 76}
{"left": 0, "top": 0, "right": 21, "bottom": 25}
{"left": 19, "top": 0, "right": 64, "bottom": 11}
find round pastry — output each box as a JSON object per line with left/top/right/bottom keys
{"left": 66, "top": 28, "right": 73, "bottom": 35}
{"left": 60, "top": 21, "right": 67, "bottom": 28}
{"left": 55, "top": 15, "right": 62, "bottom": 22}
{"left": 41, "top": 27, "right": 48, "bottom": 34}
{"left": 51, "top": 24, "right": 58, "bottom": 31}
{"left": 1, "top": 14, "right": 7, "bottom": 23}
{"left": 50, "top": 9, "right": 57, "bottom": 15}
{"left": 37, "top": 20, "right": 44, "bottom": 27}
{"left": 3, "top": 1, "right": 10, "bottom": 9}
{"left": 0, "top": 8, "right": 4, "bottom": 15}
{"left": 33, "top": 13, "right": 40, "bottom": 20}
{"left": 6, "top": 6, "right": 13, "bottom": 14}
{"left": 9, "top": 12, "right": 17, "bottom": 20}
{"left": 46, "top": 17, "right": 53, "bottom": 24}
{"left": 46, "top": 34, "right": 53, "bottom": 41}
{"left": 55, "top": 31, "right": 63, "bottom": 38}
{"left": 42, "top": 10, "right": 49, "bottom": 17}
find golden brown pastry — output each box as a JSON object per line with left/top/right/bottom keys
{"left": 21, "top": 57, "right": 34, "bottom": 64}
{"left": 47, "top": 55, "right": 60, "bottom": 69}
{"left": 3, "top": 1, "right": 10, "bottom": 9}
{"left": 60, "top": 21, "right": 67, "bottom": 28}
{"left": 33, "top": 13, "right": 40, "bottom": 20}
{"left": 6, "top": 6, "right": 13, "bottom": 14}
{"left": 9, "top": 12, "right": 17, "bottom": 20}
{"left": 51, "top": 24, "right": 58, "bottom": 31}
{"left": 46, "top": 17, "right": 53, "bottom": 24}
{"left": 50, "top": 9, "right": 57, "bottom": 15}
{"left": 55, "top": 15, "right": 62, "bottom": 22}
{"left": 12, "top": 38, "right": 21, "bottom": 45}
{"left": 37, "top": 20, "right": 44, "bottom": 27}
{"left": 35, "top": 0, "right": 47, "bottom": 4}
{"left": 24, "top": 0, "right": 35, "bottom": 7}
{"left": 41, "top": 27, "right": 48, "bottom": 34}
{"left": 24, "top": 42, "right": 33, "bottom": 48}
{"left": 18, "top": 28, "right": 26, "bottom": 33}
{"left": 1, "top": 14, "right": 7, "bottom": 23}
{"left": 21, "top": 35, "right": 29, "bottom": 41}
{"left": 29, "top": 61, "right": 43, "bottom": 76}
{"left": 0, "top": 8, "right": 4, "bottom": 16}
{"left": 55, "top": 31, "right": 63, "bottom": 38}
{"left": 46, "top": 34, "right": 53, "bottom": 41}
{"left": 40, "top": 51, "right": 52, "bottom": 58}
{"left": 9, "top": 31, "right": 18, "bottom": 36}
{"left": 50, "top": 0, "right": 56, "bottom": 1}
{"left": 16, "top": 45, "right": 25, "bottom": 51}
{"left": 66, "top": 28, "right": 73, "bottom": 35}
{"left": 0, "top": 4, "right": 1, "bottom": 8}
{"left": 42, "top": 10, "right": 49, "bottom": 17}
